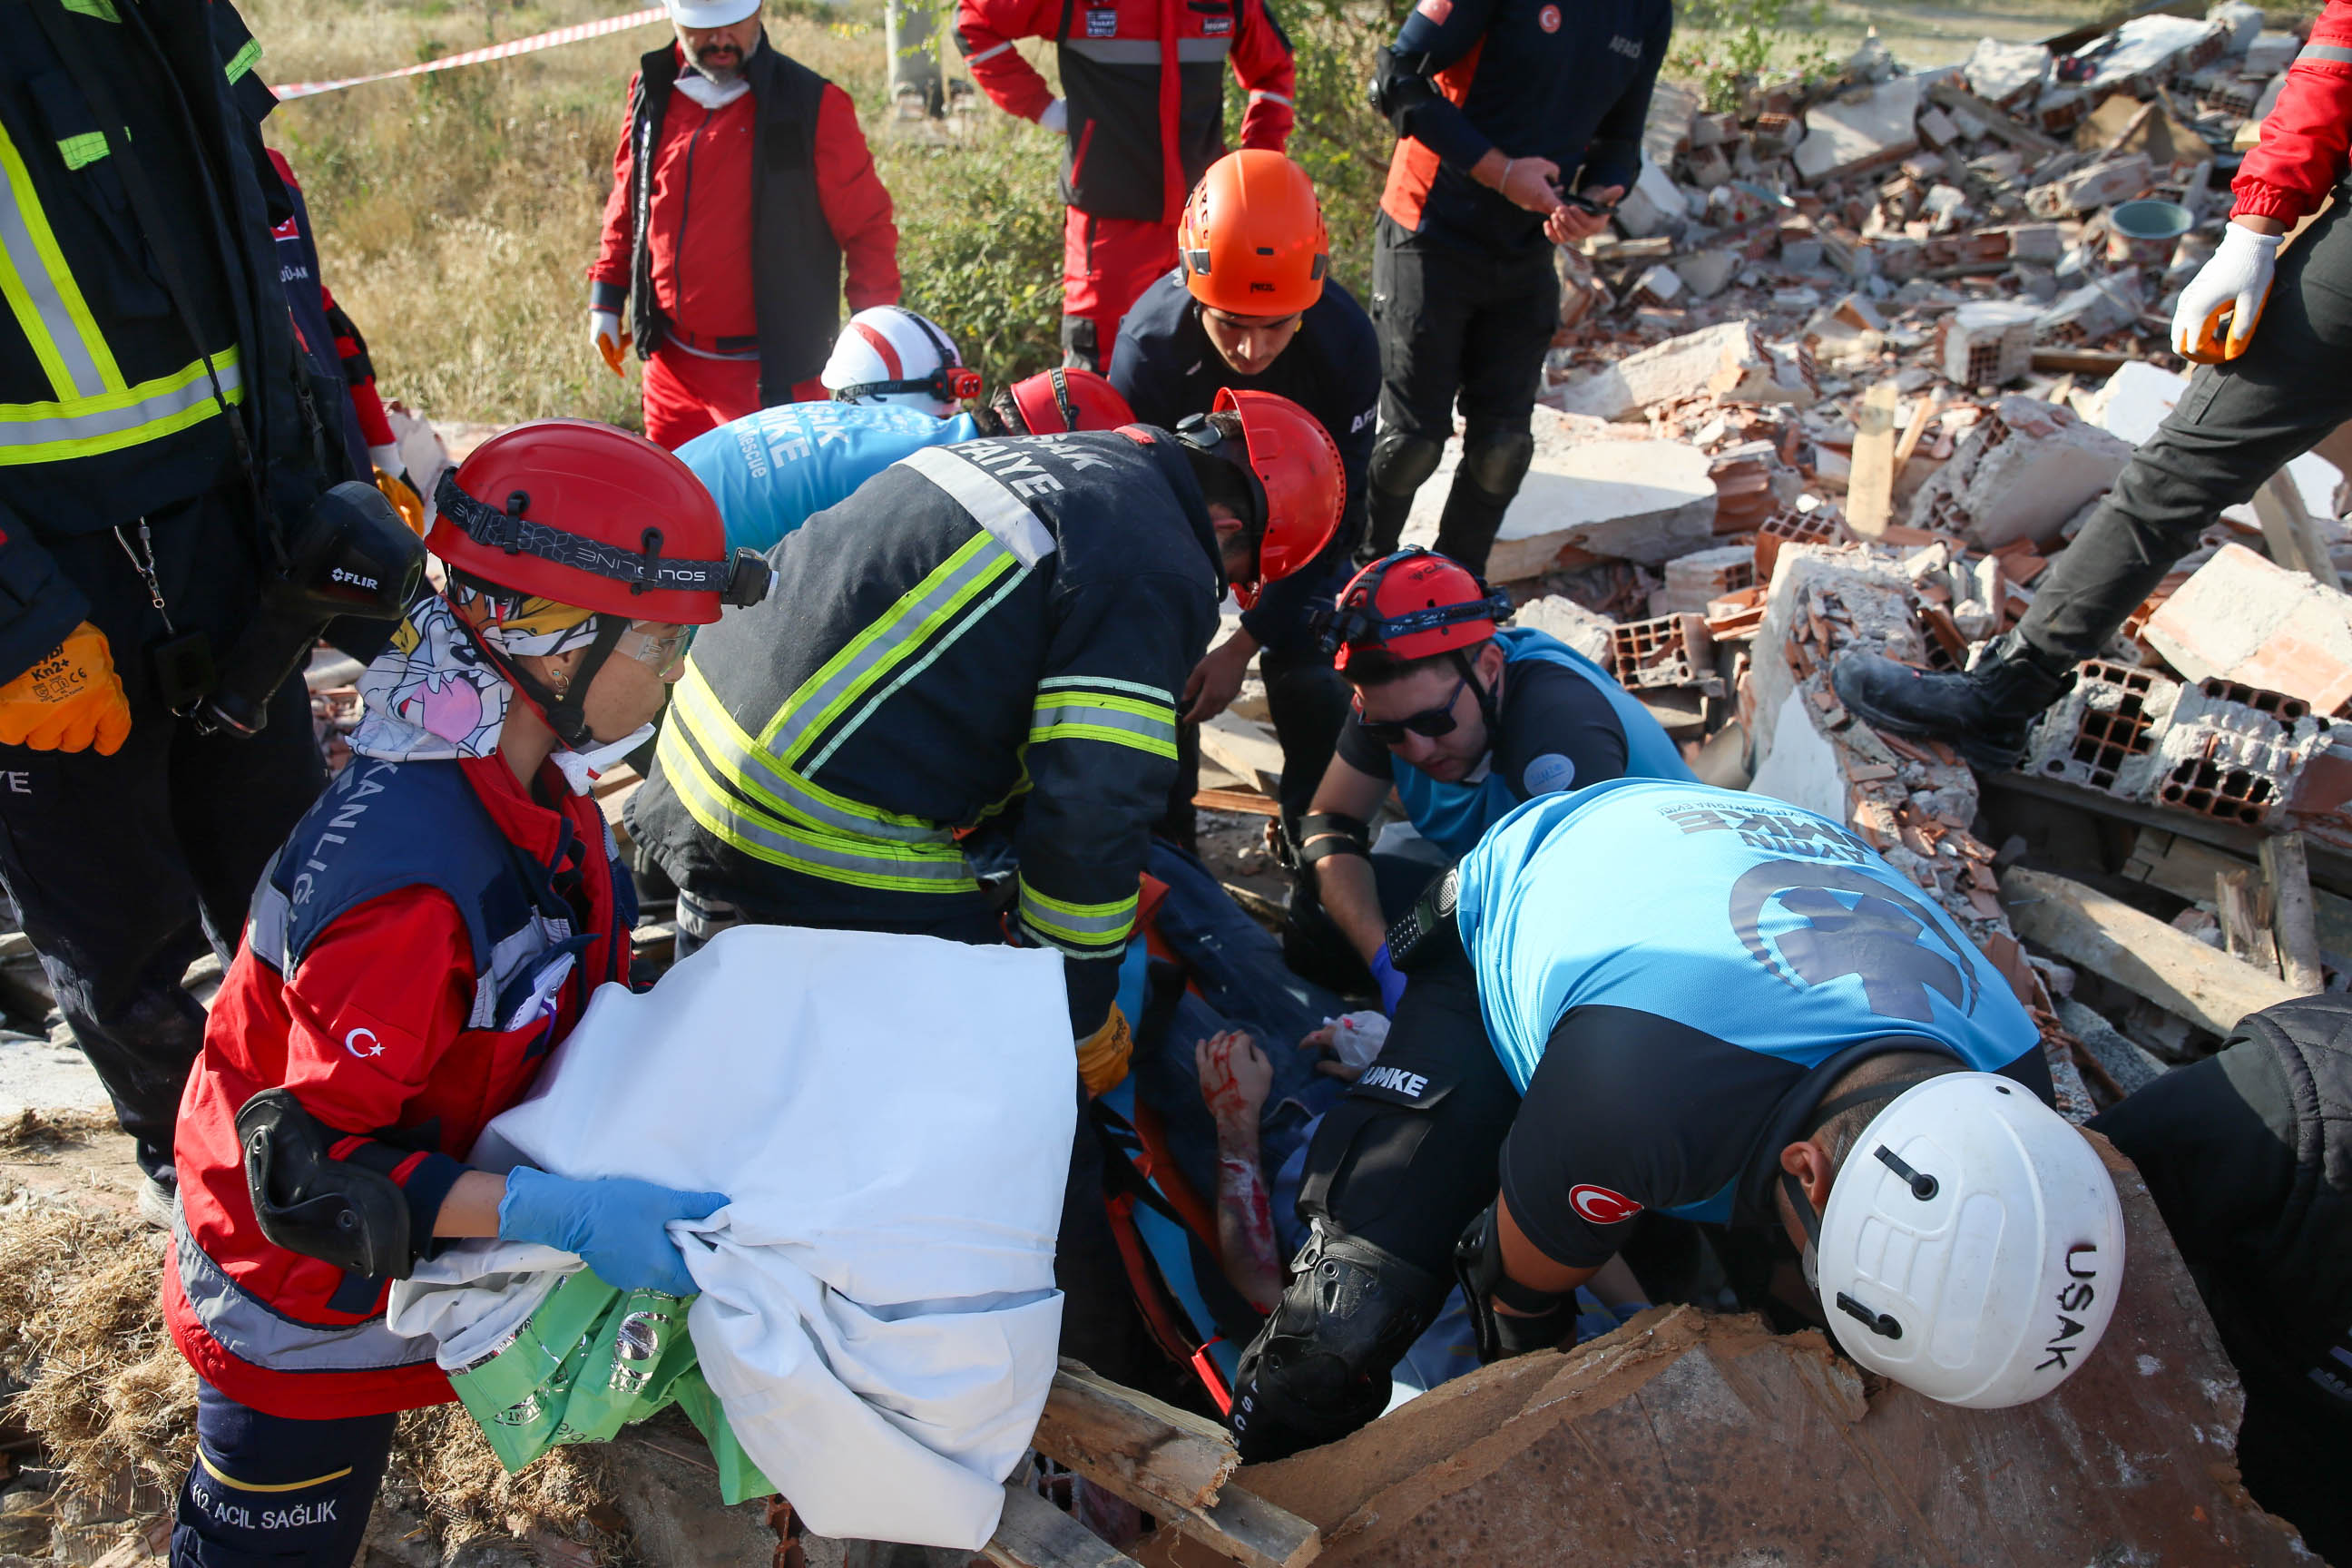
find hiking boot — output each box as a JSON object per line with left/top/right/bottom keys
{"left": 1830, "top": 632, "right": 2076, "bottom": 773}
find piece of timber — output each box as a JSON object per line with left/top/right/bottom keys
{"left": 1926, "top": 80, "right": 2060, "bottom": 153}
{"left": 1033, "top": 1364, "right": 1239, "bottom": 1514}
{"left": 2122, "top": 827, "right": 2352, "bottom": 961}
{"left": 1999, "top": 865, "right": 2303, "bottom": 1036}
{"left": 1982, "top": 769, "right": 2352, "bottom": 899}
{"left": 1198, "top": 713, "right": 1284, "bottom": 798}
{"left": 1194, "top": 788, "right": 1280, "bottom": 818}
{"left": 2029, "top": 348, "right": 2135, "bottom": 376}
{"left": 2259, "top": 831, "right": 2328, "bottom": 993}
{"left": 985, "top": 1485, "right": 1142, "bottom": 1568}
{"left": 1846, "top": 378, "right": 1900, "bottom": 537}
{"left": 1165, "top": 1485, "right": 1322, "bottom": 1568}
{"left": 2214, "top": 867, "right": 2281, "bottom": 975}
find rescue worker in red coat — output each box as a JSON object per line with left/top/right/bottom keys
{"left": 265, "top": 149, "right": 422, "bottom": 532}
{"left": 590, "top": 0, "right": 903, "bottom": 448}
{"left": 1835, "top": 0, "right": 2352, "bottom": 767}
{"left": 164, "top": 421, "right": 772, "bottom": 1568}
{"left": 953, "top": 0, "right": 1297, "bottom": 371}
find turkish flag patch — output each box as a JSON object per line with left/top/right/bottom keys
{"left": 1570, "top": 1184, "right": 1643, "bottom": 1225}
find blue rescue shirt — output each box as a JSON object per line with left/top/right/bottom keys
{"left": 1451, "top": 779, "right": 2047, "bottom": 1267}
{"left": 678, "top": 404, "right": 983, "bottom": 554}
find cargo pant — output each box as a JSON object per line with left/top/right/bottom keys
{"left": 2019, "top": 194, "right": 2352, "bottom": 663}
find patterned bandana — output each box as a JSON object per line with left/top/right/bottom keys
{"left": 350, "top": 588, "right": 603, "bottom": 764}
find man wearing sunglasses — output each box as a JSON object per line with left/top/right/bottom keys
{"left": 1112, "top": 151, "right": 1380, "bottom": 842}
{"left": 1287, "top": 549, "right": 1690, "bottom": 1010}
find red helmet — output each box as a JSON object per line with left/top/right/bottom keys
{"left": 1215, "top": 387, "right": 1343, "bottom": 605}
{"left": 1007, "top": 368, "right": 1136, "bottom": 435}
{"left": 1320, "top": 548, "right": 1513, "bottom": 671}
{"left": 429, "top": 419, "right": 768, "bottom": 624}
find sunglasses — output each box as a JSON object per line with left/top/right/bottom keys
{"left": 1355, "top": 677, "right": 1466, "bottom": 746}
{"left": 616, "top": 621, "right": 696, "bottom": 677}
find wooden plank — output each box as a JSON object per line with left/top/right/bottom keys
{"left": 1926, "top": 81, "right": 2059, "bottom": 155}
{"left": 1197, "top": 712, "right": 1284, "bottom": 798}
{"left": 1890, "top": 391, "right": 1939, "bottom": 472}
{"left": 1032, "top": 1363, "right": 1239, "bottom": 1514}
{"left": 1980, "top": 770, "right": 2352, "bottom": 900}
{"left": 2259, "top": 831, "right": 2328, "bottom": 993}
{"left": 2122, "top": 827, "right": 2352, "bottom": 960}
{"left": 1998, "top": 866, "right": 2303, "bottom": 1037}
{"left": 983, "top": 1485, "right": 1139, "bottom": 1568}
{"left": 2029, "top": 348, "right": 2135, "bottom": 376}
{"left": 1194, "top": 788, "right": 1280, "bottom": 818}
{"left": 1846, "top": 378, "right": 1901, "bottom": 538}
{"left": 1168, "top": 1484, "right": 1323, "bottom": 1568}
{"left": 2214, "top": 867, "right": 2282, "bottom": 976}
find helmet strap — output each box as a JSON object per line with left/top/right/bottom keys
{"left": 1784, "top": 1071, "right": 1953, "bottom": 1293}
{"left": 1449, "top": 647, "right": 1502, "bottom": 756}
{"left": 447, "top": 589, "right": 628, "bottom": 753}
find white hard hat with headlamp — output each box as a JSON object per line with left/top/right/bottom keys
{"left": 820, "top": 307, "right": 980, "bottom": 419}
{"left": 1803, "top": 1072, "right": 2126, "bottom": 1408}
{"left": 667, "top": 0, "right": 759, "bottom": 26}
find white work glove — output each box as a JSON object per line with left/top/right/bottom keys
{"left": 1038, "top": 97, "right": 1068, "bottom": 134}
{"left": 2171, "top": 220, "right": 2283, "bottom": 363}
{"left": 366, "top": 442, "right": 404, "bottom": 478}
{"left": 591, "top": 309, "right": 630, "bottom": 377}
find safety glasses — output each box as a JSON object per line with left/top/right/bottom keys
{"left": 1354, "top": 677, "right": 1466, "bottom": 746}
{"left": 617, "top": 621, "right": 696, "bottom": 677}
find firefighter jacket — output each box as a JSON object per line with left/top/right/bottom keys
{"left": 167, "top": 754, "right": 636, "bottom": 1420}
{"left": 0, "top": 0, "right": 350, "bottom": 681}
{"left": 629, "top": 429, "right": 1224, "bottom": 1035}
{"left": 592, "top": 36, "right": 900, "bottom": 404}
{"left": 954, "top": 0, "right": 1297, "bottom": 224}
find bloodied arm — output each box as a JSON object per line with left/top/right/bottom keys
{"left": 1197, "top": 1030, "right": 1283, "bottom": 1309}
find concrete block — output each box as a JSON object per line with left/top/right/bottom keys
{"left": 2239, "top": 29, "right": 2299, "bottom": 74}
{"left": 1909, "top": 396, "right": 2134, "bottom": 549}
{"left": 1671, "top": 249, "right": 1740, "bottom": 299}
{"left": 1792, "top": 75, "right": 1921, "bottom": 182}
{"left": 1609, "top": 612, "right": 1715, "bottom": 691}
{"left": 2053, "top": 153, "right": 2154, "bottom": 213}
{"left": 1483, "top": 440, "right": 1720, "bottom": 577}
{"left": 2087, "top": 15, "right": 2228, "bottom": 93}
{"left": 1749, "top": 685, "right": 1849, "bottom": 818}
{"left": 2144, "top": 542, "right": 2352, "bottom": 713}
{"left": 1613, "top": 154, "right": 1688, "bottom": 240}
{"left": 1553, "top": 322, "right": 1818, "bottom": 422}
{"left": 1963, "top": 36, "right": 2052, "bottom": 106}
{"left": 2209, "top": 0, "right": 2265, "bottom": 54}
{"left": 1940, "top": 299, "right": 2039, "bottom": 387}
{"left": 1655, "top": 544, "right": 1757, "bottom": 614}
{"left": 1510, "top": 594, "right": 1617, "bottom": 667}
{"left": 2149, "top": 676, "right": 2333, "bottom": 828}
{"left": 1229, "top": 1138, "right": 2312, "bottom": 1568}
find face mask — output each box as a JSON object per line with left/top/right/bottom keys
{"left": 549, "top": 722, "right": 656, "bottom": 796}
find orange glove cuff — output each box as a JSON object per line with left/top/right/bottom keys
{"left": 0, "top": 622, "right": 132, "bottom": 756}
{"left": 1076, "top": 1004, "right": 1134, "bottom": 1097}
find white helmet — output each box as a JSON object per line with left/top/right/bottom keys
{"left": 666, "top": 0, "right": 758, "bottom": 26}
{"left": 819, "top": 307, "right": 976, "bottom": 418}
{"left": 1812, "top": 1073, "right": 2125, "bottom": 1408}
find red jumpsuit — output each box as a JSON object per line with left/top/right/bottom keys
{"left": 593, "top": 52, "right": 902, "bottom": 447}
{"left": 954, "top": 0, "right": 1295, "bottom": 371}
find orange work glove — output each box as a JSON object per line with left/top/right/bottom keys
{"left": 2171, "top": 221, "right": 2283, "bottom": 364}
{"left": 375, "top": 467, "right": 426, "bottom": 535}
{"left": 1075, "top": 1003, "right": 1134, "bottom": 1096}
{"left": 591, "top": 309, "right": 631, "bottom": 377}
{"left": 0, "top": 622, "right": 132, "bottom": 755}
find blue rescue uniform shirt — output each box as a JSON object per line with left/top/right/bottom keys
{"left": 678, "top": 404, "right": 983, "bottom": 554}
{"left": 1452, "top": 779, "right": 2049, "bottom": 1269}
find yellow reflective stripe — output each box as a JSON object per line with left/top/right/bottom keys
{"left": 671, "top": 662, "right": 950, "bottom": 844}
{"left": 802, "top": 560, "right": 1035, "bottom": 774}
{"left": 1029, "top": 688, "right": 1178, "bottom": 757}
{"left": 198, "top": 1451, "right": 353, "bottom": 1494}
{"left": 0, "top": 119, "right": 124, "bottom": 398}
{"left": 0, "top": 348, "right": 241, "bottom": 465}
{"left": 62, "top": 0, "right": 121, "bottom": 19}
{"left": 1028, "top": 720, "right": 1179, "bottom": 758}
{"left": 55, "top": 132, "right": 108, "bottom": 171}
{"left": 223, "top": 39, "right": 263, "bottom": 83}
{"left": 1017, "top": 878, "right": 1138, "bottom": 951}
{"left": 657, "top": 718, "right": 979, "bottom": 893}
{"left": 760, "top": 531, "right": 1017, "bottom": 764}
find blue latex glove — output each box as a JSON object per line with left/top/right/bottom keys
{"left": 496, "top": 1168, "right": 728, "bottom": 1297}
{"left": 1369, "top": 943, "right": 1408, "bottom": 1016}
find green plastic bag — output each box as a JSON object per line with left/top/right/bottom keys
{"left": 446, "top": 1271, "right": 773, "bottom": 1502}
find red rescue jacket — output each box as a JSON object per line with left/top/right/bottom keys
{"left": 166, "top": 754, "right": 634, "bottom": 1420}
{"left": 2235, "top": 1, "right": 2352, "bottom": 223}
{"left": 954, "top": 0, "right": 1295, "bottom": 224}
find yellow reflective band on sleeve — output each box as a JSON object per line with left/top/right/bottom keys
{"left": 223, "top": 39, "right": 263, "bottom": 83}
{"left": 0, "top": 348, "right": 241, "bottom": 464}
{"left": 1017, "top": 877, "right": 1139, "bottom": 954}
{"left": 62, "top": 0, "right": 120, "bottom": 19}
{"left": 55, "top": 132, "right": 108, "bottom": 170}
{"left": 656, "top": 704, "right": 979, "bottom": 893}
{"left": 197, "top": 1451, "right": 354, "bottom": 1494}
{"left": 0, "top": 119, "right": 126, "bottom": 401}
{"left": 1028, "top": 689, "right": 1178, "bottom": 758}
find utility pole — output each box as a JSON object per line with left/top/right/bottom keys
{"left": 887, "top": 0, "right": 944, "bottom": 118}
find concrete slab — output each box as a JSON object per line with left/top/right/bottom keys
{"left": 0, "top": 1031, "right": 109, "bottom": 1115}
{"left": 1793, "top": 76, "right": 1922, "bottom": 182}
{"left": 2144, "top": 541, "right": 2352, "bottom": 712}
{"left": 1480, "top": 440, "right": 1719, "bottom": 578}
{"left": 1553, "top": 321, "right": 1818, "bottom": 423}
{"left": 1963, "top": 37, "right": 2050, "bottom": 105}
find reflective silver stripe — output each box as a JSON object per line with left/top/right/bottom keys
{"left": 1249, "top": 89, "right": 1293, "bottom": 105}
{"left": 1017, "top": 881, "right": 1138, "bottom": 953}
{"left": 1031, "top": 696, "right": 1178, "bottom": 750}
{"left": 901, "top": 446, "right": 1058, "bottom": 568}
{"left": 764, "top": 534, "right": 1022, "bottom": 764}
{"left": 2298, "top": 42, "right": 2352, "bottom": 64}
{"left": 965, "top": 38, "right": 1014, "bottom": 62}
{"left": 0, "top": 159, "right": 107, "bottom": 398}
{"left": 1063, "top": 37, "right": 1232, "bottom": 63}
{"left": 674, "top": 665, "right": 956, "bottom": 845}
{"left": 174, "top": 1220, "right": 441, "bottom": 1375}
{"left": 0, "top": 353, "right": 242, "bottom": 452}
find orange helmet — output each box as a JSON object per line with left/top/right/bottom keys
{"left": 1214, "top": 387, "right": 1343, "bottom": 605}
{"left": 1006, "top": 368, "right": 1136, "bottom": 435}
{"left": 430, "top": 418, "right": 768, "bottom": 625}
{"left": 1179, "top": 151, "right": 1329, "bottom": 318}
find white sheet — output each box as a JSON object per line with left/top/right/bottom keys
{"left": 388, "top": 925, "right": 1076, "bottom": 1548}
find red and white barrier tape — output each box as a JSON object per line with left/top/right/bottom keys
{"left": 273, "top": 8, "right": 667, "bottom": 101}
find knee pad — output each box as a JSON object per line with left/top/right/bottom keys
{"left": 1369, "top": 431, "right": 1446, "bottom": 500}
{"left": 1230, "top": 1222, "right": 1448, "bottom": 1461}
{"left": 1457, "top": 428, "right": 1534, "bottom": 498}
{"left": 1454, "top": 1201, "right": 1578, "bottom": 1364}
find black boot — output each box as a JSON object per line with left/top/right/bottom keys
{"left": 1830, "top": 632, "right": 2076, "bottom": 772}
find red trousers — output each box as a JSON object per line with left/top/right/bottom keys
{"left": 642, "top": 346, "right": 825, "bottom": 449}
{"left": 1062, "top": 211, "right": 1178, "bottom": 374}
